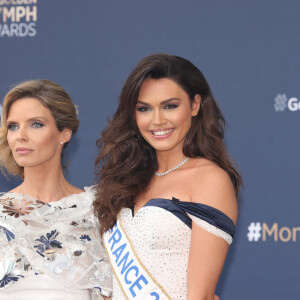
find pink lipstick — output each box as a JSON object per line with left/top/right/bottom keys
{"left": 16, "top": 147, "right": 33, "bottom": 155}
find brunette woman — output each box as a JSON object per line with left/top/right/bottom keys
{"left": 94, "top": 53, "right": 242, "bottom": 300}
{"left": 0, "top": 80, "right": 112, "bottom": 299}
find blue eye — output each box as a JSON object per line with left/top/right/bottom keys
{"left": 164, "top": 104, "right": 178, "bottom": 110}
{"left": 7, "top": 123, "right": 19, "bottom": 131}
{"left": 136, "top": 106, "right": 151, "bottom": 112}
{"left": 32, "top": 121, "right": 44, "bottom": 128}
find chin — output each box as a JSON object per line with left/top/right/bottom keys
{"left": 148, "top": 140, "right": 183, "bottom": 152}
{"left": 151, "top": 145, "right": 177, "bottom": 152}
{"left": 14, "top": 160, "right": 39, "bottom": 168}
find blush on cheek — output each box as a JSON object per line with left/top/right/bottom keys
{"left": 175, "top": 115, "right": 192, "bottom": 129}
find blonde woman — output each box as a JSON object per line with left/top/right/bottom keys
{"left": 0, "top": 80, "right": 112, "bottom": 299}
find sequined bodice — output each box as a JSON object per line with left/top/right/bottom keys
{"left": 111, "top": 198, "right": 235, "bottom": 299}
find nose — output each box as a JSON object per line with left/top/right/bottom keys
{"left": 17, "top": 126, "right": 28, "bottom": 142}
{"left": 152, "top": 109, "right": 166, "bottom": 126}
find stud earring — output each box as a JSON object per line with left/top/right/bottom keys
{"left": 60, "top": 142, "right": 64, "bottom": 145}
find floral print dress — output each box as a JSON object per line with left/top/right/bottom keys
{"left": 0, "top": 186, "right": 112, "bottom": 299}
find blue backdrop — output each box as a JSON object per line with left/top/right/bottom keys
{"left": 0, "top": 1, "right": 299, "bottom": 299}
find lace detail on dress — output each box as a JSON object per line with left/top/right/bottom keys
{"left": 0, "top": 186, "right": 112, "bottom": 297}
{"left": 187, "top": 213, "right": 233, "bottom": 245}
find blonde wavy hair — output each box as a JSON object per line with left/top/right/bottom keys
{"left": 0, "top": 79, "right": 79, "bottom": 178}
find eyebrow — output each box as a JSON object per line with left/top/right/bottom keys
{"left": 6, "top": 116, "right": 49, "bottom": 123}
{"left": 136, "top": 97, "right": 181, "bottom": 105}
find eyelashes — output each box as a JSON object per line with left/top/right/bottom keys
{"left": 7, "top": 121, "right": 45, "bottom": 131}
{"left": 136, "top": 103, "right": 179, "bottom": 112}
{"left": 31, "top": 121, "right": 44, "bottom": 128}
{"left": 136, "top": 106, "right": 151, "bottom": 112}
{"left": 7, "top": 123, "right": 18, "bottom": 131}
{"left": 164, "top": 104, "right": 178, "bottom": 110}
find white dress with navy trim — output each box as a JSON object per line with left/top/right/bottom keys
{"left": 111, "top": 197, "right": 235, "bottom": 300}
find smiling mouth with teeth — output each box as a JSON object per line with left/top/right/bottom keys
{"left": 152, "top": 129, "right": 174, "bottom": 136}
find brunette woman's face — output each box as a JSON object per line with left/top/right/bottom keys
{"left": 135, "top": 78, "right": 200, "bottom": 153}
{"left": 6, "top": 97, "right": 70, "bottom": 169}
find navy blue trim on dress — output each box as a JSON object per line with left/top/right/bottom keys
{"left": 143, "top": 197, "right": 235, "bottom": 238}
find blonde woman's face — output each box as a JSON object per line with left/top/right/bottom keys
{"left": 6, "top": 98, "right": 69, "bottom": 169}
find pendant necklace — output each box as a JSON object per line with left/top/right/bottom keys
{"left": 155, "top": 157, "right": 189, "bottom": 176}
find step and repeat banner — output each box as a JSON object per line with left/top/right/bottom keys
{"left": 0, "top": 1, "right": 299, "bottom": 299}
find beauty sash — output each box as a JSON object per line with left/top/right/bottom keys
{"left": 103, "top": 217, "right": 171, "bottom": 300}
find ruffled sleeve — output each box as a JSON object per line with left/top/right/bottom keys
{"left": 0, "top": 188, "right": 112, "bottom": 297}
{"left": 67, "top": 186, "right": 113, "bottom": 298}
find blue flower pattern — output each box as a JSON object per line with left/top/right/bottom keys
{"left": 0, "top": 188, "right": 112, "bottom": 296}
{"left": 0, "top": 273, "right": 24, "bottom": 288}
{"left": 34, "top": 230, "right": 62, "bottom": 257}
{"left": 0, "top": 225, "right": 15, "bottom": 242}
{"left": 80, "top": 234, "right": 91, "bottom": 242}
{"left": 0, "top": 262, "right": 24, "bottom": 288}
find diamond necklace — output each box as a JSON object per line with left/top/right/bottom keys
{"left": 155, "top": 157, "right": 189, "bottom": 176}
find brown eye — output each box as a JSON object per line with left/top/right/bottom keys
{"left": 164, "top": 104, "right": 178, "bottom": 110}
{"left": 136, "top": 106, "right": 151, "bottom": 112}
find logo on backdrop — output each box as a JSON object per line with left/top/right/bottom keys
{"left": 247, "top": 222, "right": 299, "bottom": 243}
{"left": 0, "top": 0, "right": 37, "bottom": 38}
{"left": 274, "top": 94, "right": 300, "bottom": 112}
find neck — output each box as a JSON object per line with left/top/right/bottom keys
{"left": 156, "top": 147, "right": 187, "bottom": 173}
{"left": 21, "top": 162, "right": 71, "bottom": 203}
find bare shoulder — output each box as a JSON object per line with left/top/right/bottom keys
{"left": 73, "top": 186, "right": 85, "bottom": 193}
{"left": 8, "top": 186, "right": 20, "bottom": 193}
{"left": 69, "top": 185, "right": 85, "bottom": 195}
{"left": 188, "top": 158, "right": 237, "bottom": 223}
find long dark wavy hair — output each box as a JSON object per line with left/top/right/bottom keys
{"left": 94, "top": 53, "right": 242, "bottom": 234}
